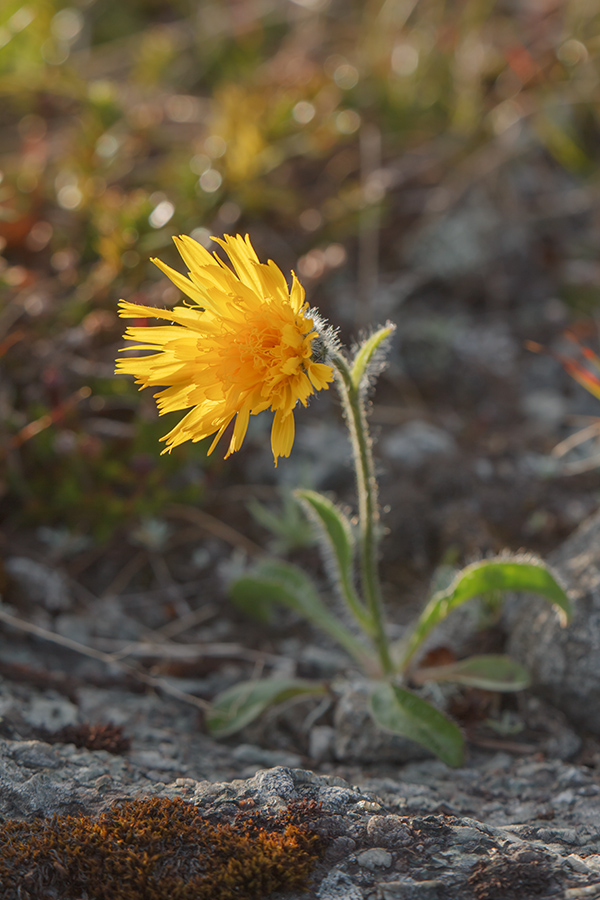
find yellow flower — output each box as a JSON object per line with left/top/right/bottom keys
{"left": 116, "top": 234, "right": 334, "bottom": 464}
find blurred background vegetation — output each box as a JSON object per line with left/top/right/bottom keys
{"left": 1, "top": 0, "right": 600, "bottom": 562}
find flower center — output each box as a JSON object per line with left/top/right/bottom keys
{"left": 216, "top": 311, "right": 314, "bottom": 394}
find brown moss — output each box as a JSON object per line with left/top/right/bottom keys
{"left": 0, "top": 796, "right": 323, "bottom": 900}
{"left": 468, "top": 851, "right": 557, "bottom": 900}
{"left": 43, "top": 722, "right": 131, "bottom": 754}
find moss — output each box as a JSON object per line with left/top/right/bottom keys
{"left": 42, "top": 722, "right": 131, "bottom": 755}
{"left": 468, "top": 852, "right": 557, "bottom": 900}
{"left": 0, "top": 796, "right": 323, "bottom": 900}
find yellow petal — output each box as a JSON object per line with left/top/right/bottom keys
{"left": 117, "top": 233, "right": 329, "bottom": 466}
{"left": 289, "top": 273, "right": 305, "bottom": 314}
{"left": 150, "top": 260, "right": 208, "bottom": 306}
{"left": 212, "top": 234, "right": 264, "bottom": 295}
{"left": 226, "top": 406, "right": 250, "bottom": 457}
{"left": 271, "top": 409, "right": 295, "bottom": 464}
{"left": 307, "top": 362, "right": 334, "bottom": 390}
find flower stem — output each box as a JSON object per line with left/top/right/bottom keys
{"left": 332, "top": 354, "right": 394, "bottom": 676}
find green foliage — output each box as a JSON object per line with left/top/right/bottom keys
{"left": 207, "top": 678, "right": 326, "bottom": 739}
{"left": 247, "top": 490, "right": 315, "bottom": 553}
{"left": 413, "top": 654, "right": 531, "bottom": 692}
{"left": 224, "top": 344, "right": 572, "bottom": 766}
{"left": 230, "top": 559, "right": 374, "bottom": 670}
{"left": 350, "top": 325, "right": 395, "bottom": 391}
{"left": 10, "top": 405, "right": 204, "bottom": 542}
{"left": 370, "top": 682, "right": 465, "bottom": 768}
{"left": 228, "top": 544, "right": 571, "bottom": 763}
{"left": 295, "top": 489, "right": 371, "bottom": 631}
{"left": 401, "top": 557, "right": 572, "bottom": 670}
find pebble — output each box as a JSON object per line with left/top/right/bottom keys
{"left": 73, "top": 765, "right": 109, "bottom": 783}
{"left": 11, "top": 741, "right": 60, "bottom": 769}
{"left": 95, "top": 774, "right": 112, "bottom": 790}
{"left": 356, "top": 847, "right": 392, "bottom": 870}
{"left": 521, "top": 390, "right": 567, "bottom": 429}
{"left": 317, "top": 868, "right": 363, "bottom": 899}
{"left": 366, "top": 815, "right": 412, "bottom": 848}
{"left": 309, "top": 725, "right": 336, "bottom": 763}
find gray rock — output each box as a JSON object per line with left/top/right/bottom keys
{"left": 309, "top": 725, "right": 336, "bottom": 763}
{"left": 11, "top": 741, "right": 61, "bottom": 770}
{"left": 21, "top": 694, "right": 79, "bottom": 731}
{"left": 382, "top": 420, "right": 457, "bottom": 467}
{"left": 508, "top": 510, "right": 600, "bottom": 734}
{"left": 5, "top": 557, "right": 72, "bottom": 611}
{"left": 230, "top": 742, "right": 303, "bottom": 769}
{"left": 377, "top": 879, "right": 445, "bottom": 900}
{"left": 405, "top": 190, "right": 527, "bottom": 280}
{"left": 521, "top": 389, "right": 568, "bottom": 430}
{"left": 356, "top": 847, "right": 393, "bottom": 869}
{"left": 0, "top": 769, "right": 89, "bottom": 818}
{"left": 0, "top": 754, "right": 599, "bottom": 898}
{"left": 317, "top": 869, "right": 363, "bottom": 899}
{"left": 366, "top": 814, "right": 412, "bottom": 848}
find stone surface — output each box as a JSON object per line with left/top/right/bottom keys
{"left": 1, "top": 636, "right": 600, "bottom": 900}
{"left": 382, "top": 420, "right": 457, "bottom": 467}
{"left": 4, "top": 513, "right": 600, "bottom": 896}
{"left": 508, "top": 509, "right": 600, "bottom": 734}
{"left": 356, "top": 847, "right": 393, "bottom": 869}
{"left": 0, "top": 756, "right": 598, "bottom": 899}
{"left": 5, "top": 557, "right": 72, "bottom": 612}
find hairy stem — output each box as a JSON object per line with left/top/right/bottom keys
{"left": 332, "top": 354, "right": 393, "bottom": 676}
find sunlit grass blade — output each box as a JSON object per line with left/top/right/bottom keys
{"left": 527, "top": 335, "right": 600, "bottom": 401}
{"left": 401, "top": 557, "right": 571, "bottom": 670}
{"left": 207, "top": 678, "right": 326, "bottom": 738}
{"left": 370, "top": 682, "right": 464, "bottom": 767}
{"left": 412, "top": 654, "right": 530, "bottom": 692}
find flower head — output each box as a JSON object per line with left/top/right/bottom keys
{"left": 116, "top": 234, "right": 334, "bottom": 464}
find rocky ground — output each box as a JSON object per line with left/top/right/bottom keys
{"left": 2, "top": 507, "right": 600, "bottom": 897}
{"left": 4, "top": 145, "right": 600, "bottom": 898}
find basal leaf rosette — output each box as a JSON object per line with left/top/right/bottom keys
{"left": 116, "top": 234, "right": 334, "bottom": 464}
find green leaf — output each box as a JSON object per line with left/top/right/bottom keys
{"left": 402, "top": 557, "right": 572, "bottom": 669}
{"left": 207, "top": 678, "right": 326, "bottom": 738}
{"left": 229, "top": 572, "right": 279, "bottom": 624}
{"left": 413, "top": 654, "right": 530, "bottom": 692}
{"left": 370, "top": 682, "right": 464, "bottom": 767}
{"left": 295, "top": 489, "right": 370, "bottom": 631}
{"left": 247, "top": 490, "right": 315, "bottom": 552}
{"left": 295, "top": 490, "right": 354, "bottom": 581}
{"left": 350, "top": 324, "right": 395, "bottom": 390}
{"left": 230, "top": 559, "right": 375, "bottom": 671}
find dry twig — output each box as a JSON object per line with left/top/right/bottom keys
{"left": 0, "top": 604, "right": 211, "bottom": 711}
